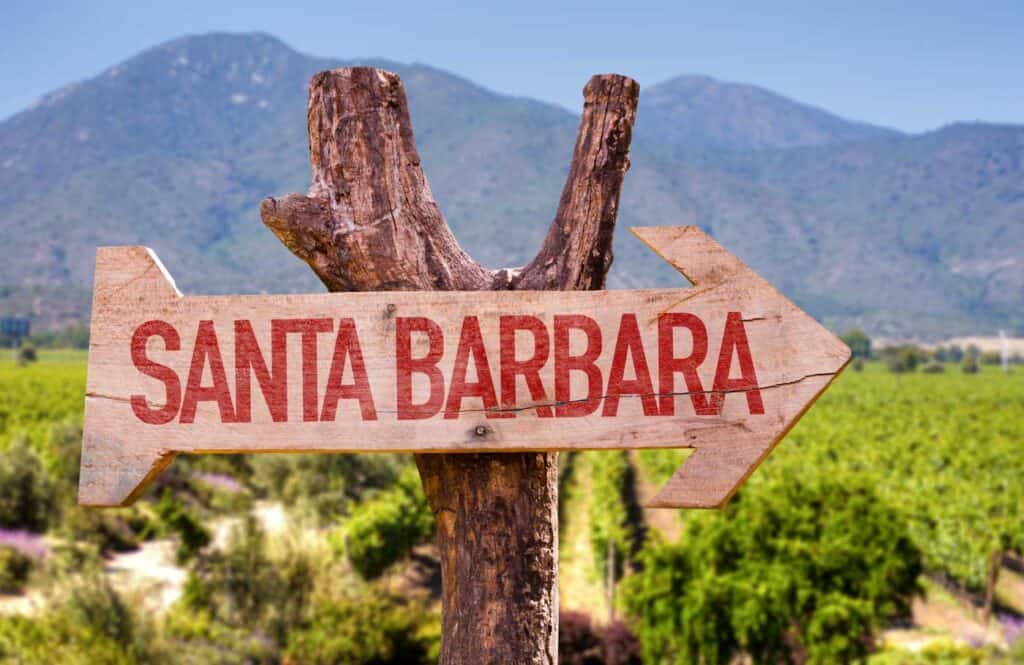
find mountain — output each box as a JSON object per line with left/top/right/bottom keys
{"left": 613, "top": 123, "right": 1024, "bottom": 336}
{"left": 0, "top": 32, "right": 1021, "bottom": 339}
{"left": 634, "top": 74, "right": 901, "bottom": 151}
{"left": 0, "top": 33, "right": 578, "bottom": 321}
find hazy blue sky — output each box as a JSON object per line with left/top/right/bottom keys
{"left": 3, "top": 0, "right": 1022, "bottom": 132}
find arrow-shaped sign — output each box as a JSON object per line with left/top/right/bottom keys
{"left": 80, "top": 226, "right": 849, "bottom": 508}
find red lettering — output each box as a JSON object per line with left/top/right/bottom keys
{"left": 396, "top": 317, "right": 445, "bottom": 420}
{"left": 234, "top": 320, "right": 286, "bottom": 422}
{"left": 181, "top": 321, "right": 235, "bottom": 423}
{"left": 658, "top": 313, "right": 715, "bottom": 415}
{"left": 603, "top": 314, "right": 658, "bottom": 417}
{"left": 130, "top": 320, "right": 181, "bottom": 425}
{"left": 273, "top": 318, "right": 333, "bottom": 422}
{"left": 708, "top": 312, "right": 764, "bottom": 415}
{"left": 499, "top": 315, "right": 552, "bottom": 418}
{"left": 554, "top": 315, "right": 602, "bottom": 417}
{"left": 444, "top": 316, "right": 502, "bottom": 419}
{"left": 321, "top": 319, "right": 377, "bottom": 421}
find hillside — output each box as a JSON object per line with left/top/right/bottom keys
{"left": 634, "top": 74, "right": 901, "bottom": 151}
{"left": 613, "top": 123, "right": 1024, "bottom": 336}
{"left": 0, "top": 32, "right": 1021, "bottom": 338}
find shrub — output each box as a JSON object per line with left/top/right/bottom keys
{"left": 0, "top": 575, "right": 169, "bottom": 664}
{"left": 560, "top": 611, "right": 603, "bottom": 665}
{"left": 163, "top": 605, "right": 276, "bottom": 664}
{"left": 962, "top": 356, "right": 980, "bottom": 374}
{"left": 980, "top": 351, "right": 1001, "bottom": 365}
{"left": 920, "top": 361, "right": 945, "bottom": 374}
{"left": 190, "top": 471, "right": 253, "bottom": 515}
{"left": 622, "top": 473, "right": 922, "bottom": 665}
{"left": 0, "top": 545, "right": 33, "bottom": 594}
{"left": 182, "top": 515, "right": 274, "bottom": 627}
{"left": 602, "top": 620, "right": 642, "bottom": 665}
{"left": 285, "top": 590, "right": 439, "bottom": 665}
{"left": 249, "top": 453, "right": 404, "bottom": 525}
{"left": 840, "top": 328, "right": 872, "bottom": 360}
{"left": 559, "top": 611, "right": 642, "bottom": 665}
{"left": 178, "top": 513, "right": 330, "bottom": 657}
{"left": 0, "top": 441, "right": 56, "bottom": 532}
{"left": 16, "top": 345, "right": 37, "bottom": 365}
{"left": 40, "top": 540, "right": 104, "bottom": 581}
{"left": 880, "top": 346, "right": 924, "bottom": 373}
{"left": 338, "top": 466, "right": 434, "bottom": 580}
{"left": 155, "top": 490, "right": 210, "bottom": 563}
{"left": 57, "top": 505, "right": 152, "bottom": 555}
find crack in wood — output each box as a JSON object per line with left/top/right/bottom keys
{"left": 84, "top": 369, "right": 837, "bottom": 416}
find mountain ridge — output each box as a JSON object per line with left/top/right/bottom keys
{"left": 636, "top": 73, "right": 902, "bottom": 151}
{"left": 0, "top": 32, "right": 1020, "bottom": 339}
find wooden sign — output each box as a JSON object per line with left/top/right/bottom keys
{"left": 79, "top": 226, "right": 849, "bottom": 508}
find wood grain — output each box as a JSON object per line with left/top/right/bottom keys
{"left": 80, "top": 226, "right": 849, "bottom": 508}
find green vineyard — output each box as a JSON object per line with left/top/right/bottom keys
{"left": 0, "top": 353, "right": 1021, "bottom": 663}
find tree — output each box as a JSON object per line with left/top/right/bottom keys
{"left": 339, "top": 466, "right": 434, "bottom": 580}
{"left": 260, "top": 67, "right": 639, "bottom": 664}
{"left": 155, "top": 490, "right": 210, "bottom": 563}
{"left": 0, "top": 546, "right": 33, "bottom": 594}
{"left": 622, "top": 472, "right": 921, "bottom": 665}
{"left": 16, "top": 344, "right": 36, "bottom": 365}
{"left": 839, "top": 328, "right": 872, "bottom": 360}
{"left": 0, "top": 441, "right": 56, "bottom": 532}
{"left": 879, "top": 345, "right": 923, "bottom": 373}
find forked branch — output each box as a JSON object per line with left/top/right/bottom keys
{"left": 260, "top": 67, "right": 638, "bottom": 293}
{"left": 260, "top": 66, "right": 638, "bottom": 665}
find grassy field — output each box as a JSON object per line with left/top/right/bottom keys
{"left": 0, "top": 352, "right": 1021, "bottom": 663}
{"left": 630, "top": 362, "right": 1024, "bottom": 660}
{"left": 0, "top": 350, "right": 86, "bottom": 454}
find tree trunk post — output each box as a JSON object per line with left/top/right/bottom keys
{"left": 261, "top": 67, "right": 639, "bottom": 664}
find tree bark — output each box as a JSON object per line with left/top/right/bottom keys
{"left": 261, "top": 67, "right": 638, "bottom": 665}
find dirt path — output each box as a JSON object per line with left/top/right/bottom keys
{"left": 0, "top": 500, "right": 291, "bottom": 617}
{"left": 105, "top": 538, "right": 187, "bottom": 612}
{"left": 558, "top": 454, "right": 608, "bottom": 617}
{"left": 881, "top": 577, "right": 1010, "bottom": 652}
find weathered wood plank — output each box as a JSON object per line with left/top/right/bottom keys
{"left": 80, "top": 226, "right": 849, "bottom": 507}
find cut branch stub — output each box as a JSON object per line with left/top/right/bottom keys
{"left": 261, "top": 67, "right": 639, "bottom": 290}
{"left": 514, "top": 74, "right": 639, "bottom": 290}
{"left": 260, "top": 67, "right": 639, "bottom": 665}
{"left": 260, "top": 67, "right": 493, "bottom": 292}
